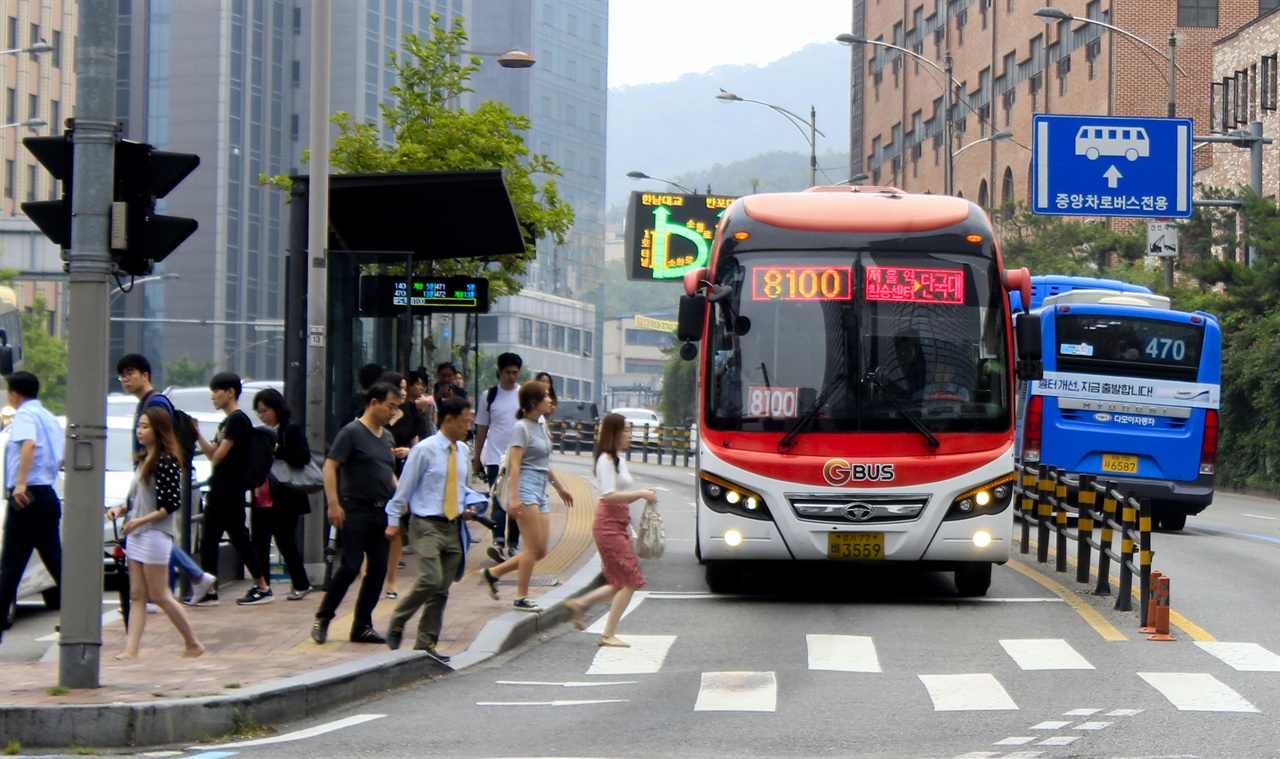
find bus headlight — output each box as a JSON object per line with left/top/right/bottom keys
{"left": 972, "top": 531, "right": 993, "bottom": 548}
{"left": 945, "top": 473, "right": 1016, "bottom": 521}
{"left": 724, "top": 529, "right": 743, "bottom": 547}
{"left": 700, "top": 473, "right": 772, "bottom": 522}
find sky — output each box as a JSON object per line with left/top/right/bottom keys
{"left": 607, "top": 0, "right": 853, "bottom": 89}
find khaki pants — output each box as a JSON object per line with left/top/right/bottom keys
{"left": 389, "top": 515, "right": 462, "bottom": 649}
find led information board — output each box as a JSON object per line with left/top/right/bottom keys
{"left": 625, "top": 191, "right": 737, "bottom": 281}
{"left": 751, "top": 266, "right": 853, "bottom": 302}
{"left": 359, "top": 275, "right": 489, "bottom": 316}
{"left": 865, "top": 266, "right": 965, "bottom": 304}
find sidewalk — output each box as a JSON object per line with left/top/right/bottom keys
{"left": 0, "top": 470, "right": 601, "bottom": 749}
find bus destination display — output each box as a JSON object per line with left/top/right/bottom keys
{"left": 865, "top": 266, "right": 965, "bottom": 304}
{"left": 751, "top": 266, "right": 852, "bottom": 301}
{"left": 358, "top": 275, "right": 489, "bottom": 317}
{"left": 625, "top": 191, "right": 737, "bottom": 282}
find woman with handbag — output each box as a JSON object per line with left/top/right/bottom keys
{"left": 106, "top": 407, "right": 204, "bottom": 658}
{"left": 251, "top": 388, "right": 313, "bottom": 601}
{"left": 563, "top": 413, "right": 657, "bottom": 648}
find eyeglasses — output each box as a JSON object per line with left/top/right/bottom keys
{"left": 255, "top": 407, "right": 269, "bottom": 416}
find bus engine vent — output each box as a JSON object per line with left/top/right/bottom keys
{"left": 788, "top": 494, "right": 929, "bottom": 524}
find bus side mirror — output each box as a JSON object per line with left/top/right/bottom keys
{"left": 678, "top": 293, "right": 705, "bottom": 343}
{"left": 1014, "top": 313, "right": 1043, "bottom": 381}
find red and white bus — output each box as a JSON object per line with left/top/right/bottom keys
{"left": 676, "top": 187, "right": 1036, "bottom": 595}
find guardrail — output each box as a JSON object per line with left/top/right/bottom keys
{"left": 546, "top": 420, "right": 696, "bottom": 467}
{"left": 1014, "top": 463, "right": 1153, "bottom": 627}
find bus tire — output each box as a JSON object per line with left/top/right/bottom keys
{"left": 1157, "top": 510, "right": 1187, "bottom": 531}
{"left": 704, "top": 561, "right": 741, "bottom": 594}
{"left": 954, "top": 562, "right": 992, "bottom": 597}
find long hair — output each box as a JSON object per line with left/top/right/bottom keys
{"left": 139, "top": 406, "right": 183, "bottom": 483}
{"left": 515, "top": 380, "right": 548, "bottom": 420}
{"left": 253, "top": 387, "right": 291, "bottom": 426}
{"left": 593, "top": 412, "right": 627, "bottom": 473}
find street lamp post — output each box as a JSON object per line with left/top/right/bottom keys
{"left": 109, "top": 272, "right": 180, "bottom": 303}
{"left": 626, "top": 170, "right": 694, "bottom": 194}
{"left": 715, "top": 90, "right": 824, "bottom": 187}
{"left": 0, "top": 40, "right": 54, "bottom": 57}
{"left": 1032, "top": 8, "right": 1187, "bottom": 289}
{"left": 0, "top": 118, "right": 46, "bottom": 131}
{"left": 953, "top": 130, "right": 1013, "bottom": 160}
{"left": 838, "top": 33, "right": 956, "bottom": 195}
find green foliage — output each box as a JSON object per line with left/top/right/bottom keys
{"left": 0, "top": 269, "right": 20, "bottom": 285}
{"left": 21, "top": 297, "right": 67, "bottom": 414}
{"left": 262, "top": 16, "right": 573, "bottom": 302}
{"left": 659, "top": 341, "right": 698, "bottom": 426}
{"left": 163, "top": 356, "right": 216, "bottom": 388}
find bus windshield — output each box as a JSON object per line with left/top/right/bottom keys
{"left": 706, "top": 250, "right": 1011, "bottom": 435}
{"left": 1053, "top": 313, "right": 1204, "bottom": 381}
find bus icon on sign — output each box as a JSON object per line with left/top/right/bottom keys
{"left": 1075, "top": 126, "right": 1150, "bottom": 161}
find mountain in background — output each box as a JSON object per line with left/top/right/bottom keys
{"left": 605, "top": 42, "right": 853, "bottom": 209}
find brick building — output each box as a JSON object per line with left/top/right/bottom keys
{"left": 854, "top": 0, "right": 1277, "bottom": 204}
{"left": 1200, "top": 8, "right": 1280, "bottom": 196}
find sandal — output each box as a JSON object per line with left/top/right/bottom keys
{"left": 597, "top": 635, "right": 630, "bottom": 648}
{"left": 565, "top": 598, "right": 586, "bottom": 630}
{"left": 384, "top": 590, "right": 398, "bottom": 600}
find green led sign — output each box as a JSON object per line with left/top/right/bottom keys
{"left": 358, "top": 275, "right": 490, "bottom": 316}
{"left": 625, "top": 191, "right": 737, "bottom": 281}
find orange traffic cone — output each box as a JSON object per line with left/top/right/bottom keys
{"left": 1139, "top": 571, "right": 1163, "bottom": 634}
{"left": 1147, "top": 574, "right": 1176, "bottom": 642}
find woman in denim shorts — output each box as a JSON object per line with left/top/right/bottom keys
{"left": 481, "top": 381, "right": 575, "bottom": 611}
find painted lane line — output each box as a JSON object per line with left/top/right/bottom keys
{"left": 1073, "top": 721, "right": 1113, "bottom": 730}
{"left": 644, "top": 591, "right": 720, "bottom": 599}
{"left": 1138, "top": 672, "right": 1260, "bottom": 712}
{"left": 1029, "top": 721, "right": 1071, "bottom": 730}
{"left": 950, "top": 753, "right": 1000, "bottom": 758}
{"left": 694, "top": 671, "right": 777, "bottom": 712}
{"left": 584, "top": 591, "right": 648, "bottom": 634}
{"left": 184, "top": 753, "right": 238, "bottom": 759}
{"left": 1105, "top": 708, "right": 1143, "bottom": 716}
{"left": 496, "top": 680, "right": 639, "bottom": 687}
{"left": 1195, "top": 641, "right": 1280, "bottom": 672}
{"left": 806, "top": 634, "right": 881, "bottom": 673}
{"left": 191, "top": 714, "right": 385, "bottom": 749}
{"left": 994, "top": 737, "right": 1036, "bottom": 745}
{"left": 1006, "top": 560, "right": 1127, "bottom": 641}
{"left": 1001, "top": 752, "right": 1047, "bottom": 759}
{"left": 1037, "top": 736, "right": 1080, "bottom": 746}
{"left": 1063, "top": 708, "right": 1102, "bottom": 716}
{"left": 1240, "top": 513, "right": 1276, "bottom": 520}
{"left": 1000, "top": 639, "right": 1094, "bottom": 670}
{"left": 918, "top": 674, "right": 1018, "bottom": 711}
{"left": 1192, "top": 525, "right": 1280, "bottom": 544}
{"left": 586, "top": 634, "right": 676, "bottom": 675}
{"left": 476, "top": 699, "right": 628, "bottom": 707}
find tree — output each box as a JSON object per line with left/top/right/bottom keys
{"left": 20, "top": 297, "right": 67, "bottom": 414}
{"left": 659, "top": 340, "right": 698, "bottom": 426}
{"left": 163, "top": 356, "right": 216, "bottom": 388}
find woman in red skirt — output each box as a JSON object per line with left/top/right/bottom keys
{"left": 564, "top": 413, "right": 657, "bottom": 648}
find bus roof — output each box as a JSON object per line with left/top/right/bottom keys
{"left": 1042, "top": 289, "right": 1171, "bottom": 310}
{"left": 737, "top": 189, "right": 975, "bottom": 234}
{"left": 1012, "top": 274, "right": 1154, "bottom": 311}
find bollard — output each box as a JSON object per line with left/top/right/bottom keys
{"left": 1138, "top": 571, "right": 1164, "bottom": 633}
{"left": 1145, "top": 574, "right": 1176, "bottom": 641}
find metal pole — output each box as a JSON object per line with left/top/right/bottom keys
{"left": 60, "top": 0, "right": 117, "bottom": 688}
{"left": 944, "top": 52, "right": 954, "bottom": 195}
{"left": 1249, "top": 120, "right": 1263, "bottom": 267}
{"left": 1164, "top": 30, "right": 1176, "bottom": 290}
{"left": 809, "top": 105, "right": 817, "bottom": 187}
{"left": 303, "top": 0, "right": 331, "bottom": 574}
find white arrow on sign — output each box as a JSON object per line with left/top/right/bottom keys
{"left": 1103, "top": 165, "right": 1123, "bottom": 188}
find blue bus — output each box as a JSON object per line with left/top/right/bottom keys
{"left": 1015, "top": 277, "right": 1221, "bottom": 531}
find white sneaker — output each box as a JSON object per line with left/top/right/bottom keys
{"left": 146, "top": 603, "right": 160, "bottom": 614}
{"left": 189, "top": 573, "right": 216, "bottom": 604}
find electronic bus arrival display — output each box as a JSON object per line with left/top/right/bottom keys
{"left": 865, "top": 266, "right": 965, "bottom": 304}
{"left": 751, "top": 266, "right": 852, "bottom": 301}
{"left": 625, "top": 191, "right": 737, "bottom": 281}
{"left": 358, "top": 275, "right": 489, "bottom": 317}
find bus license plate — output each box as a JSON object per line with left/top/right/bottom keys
{"left": 1101, "top": 453, "right": 1139, "bottom": 474}
{"left": 827, "top": 532, "right": 884, "bottom": 560}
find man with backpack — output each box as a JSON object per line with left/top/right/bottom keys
{"left": 115, "top": 354, "right": 216, "bottom": 605}
{"left": 191, "top": 372, "right": 274, "bottom": 606}
{"left": 471, "top": 352, "right": 522, "bottom": 560}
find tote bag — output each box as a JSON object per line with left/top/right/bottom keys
{"left": 268, "top": 455, "right": 324, "bottom": 494}
{"left": 634, "top": 502, "right": 666, "bottom": 560}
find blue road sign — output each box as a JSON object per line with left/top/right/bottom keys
{"left": 1032, "top": 114, "right": 1194, "bottom": 219}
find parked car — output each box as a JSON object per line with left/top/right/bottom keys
{"left": 552, "top": 400, "right": 599, "bottom": 451}
{"left": 611, "top": 407, "right": 663, "bottom": 448}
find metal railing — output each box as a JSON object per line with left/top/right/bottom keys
{"left": 546, "top": 420, "right": 696, "bottom": 467}
{"left": 1014, "top": 463, "right": 1153, "bottom": 626}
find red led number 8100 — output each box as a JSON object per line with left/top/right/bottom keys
{"left": 752, "top": 266, "right": 852, "bottom": 301}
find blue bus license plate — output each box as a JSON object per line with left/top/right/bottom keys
{"left": 828, "top": 532, "right": 884, "bottom": 560}
{"left": 1101, "top": 453, "right": 1139, "bottom": 474}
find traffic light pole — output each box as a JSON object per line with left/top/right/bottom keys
{"left": 60, "top": 0, "right": 117, "bottom": 688}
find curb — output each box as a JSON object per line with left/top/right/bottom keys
{"left": 0, "top": 557, "right": 605, "bottom": 749}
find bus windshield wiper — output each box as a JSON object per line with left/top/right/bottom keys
{"left": 862, "top": 371, "right": 940, "bottom": 449}
{"left": 778, "top": 372, "right": 846, "bottom": 452}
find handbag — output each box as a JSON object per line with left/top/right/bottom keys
{"left": 634, "top": 502, "right": 666, "bottom": 560}
{"left": 268, "top": 455, "right": 324, "bottom": 494}
{"left": 252, "top": 480, "right": 274, "bottom": 508}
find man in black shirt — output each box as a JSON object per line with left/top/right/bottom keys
{"left": 191, "top": 372, "right": 273, "bottom": 606}
{"left": 312, "top": 382, "right": 401, "bottom": 645}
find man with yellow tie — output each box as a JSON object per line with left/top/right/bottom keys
{"left": 384, "top": 395, "right": 481, "bottom": 661}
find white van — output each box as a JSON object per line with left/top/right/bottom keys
{"left": 1074, "top": 125, "right": 1149, "bottom": 161}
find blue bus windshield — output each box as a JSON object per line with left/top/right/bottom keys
{"left": 1053, "top": 313, "right": 1204, "bottom": 380}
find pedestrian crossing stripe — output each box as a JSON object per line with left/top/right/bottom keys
{"left": 999, "top": 638, "right": 1094, "bottom": 670}
{"left": 1194, "top": 641, "right": 1280, "bottom": 672}
{"left": 806, "top": 633, "right": 881, "bottom": 672}
{"left": 918, "top": 674, "right": 1019, "bottom": 711}
{"left": 1138, "top": 672, "right": 1261, "bottom": 712}
{"left": 585, "top": 634, "right": 676, "bottom": 675}
{"left": 694, "top": 671, "right": 777, "bottom": 712}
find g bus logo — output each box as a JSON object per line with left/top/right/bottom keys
{"left": 823, "top": 458, "right": 895, "bottom": 486}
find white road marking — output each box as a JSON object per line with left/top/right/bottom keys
{"left": 1037, "top": 736, "right": 1080, "bottom": 746}
{"left": 1195, "top": 641, "right": 1280, "bottom": 672}
{"left": 1241, "top": 513, "right": 1276, "bottom": 520}
{"left": 806, "top": 634, "right": 881, "bottom": 673}
{"left": 1029, "top": 721, "right": 1071, "bottom": 730}
{"left": 584, "top": 592, "right": 649, "bottom": 634}
{"left": 644, "top": 591, "right": 719, "bottom": 599}
{"left": 496, "top": 680, "right": 638, "bottom": 687}
{"left": 994, "top": 737, "right": 1035, "bottom": 745}
{"left": 962, "top": 597, "right": 1064, "bottom": 603}
{"left": 694, "top": 671, "right": 777, "bottom": 712}
{"left": 1073, "top": 721, "right": 1113, "bottom": 730}
{"left": 918, "top": 674, "right": 1018, "bottom": 711}
{"left": 585, "top": 634, "right": 676, "bottom": 675}
{"left": 1139, "top": 672, "right": 1260, "bottom": 712}
{"left": 1000, "top": 639, "right": 1094, "bottom": 670}
{"left": 476, "top": 699, "right": 627, "bottom": 707}
{"left": 193, "top": 713, "right": 384, "bottom": 748}
{"left": 1002, "top": 752, "right": 1046, "bottom": 759}
{"left": 1063, "top": 708, "right": 1102, "bottom": 716}
{"left": 1105, "top": 708, "right": 1143, "bottom": 716}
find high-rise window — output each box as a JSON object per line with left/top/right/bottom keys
{"left": 1178, "top": 0, "right": 1218, "bottom": 26}
{"left": 4, "top": 160, "right": 13, "bottom": 199}
{"left": 6, "top": 17, "right": 16, "bottom": 48}
{"left": 4, "top": 88, "right": 13, "bottom": 122}
{"left": 52, "top": 30, "right": 62, "bottom": 68}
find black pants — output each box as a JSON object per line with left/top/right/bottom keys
{"left": 0, "top": 486, "right": 62, "bottom": 631}
{"left": 315, "top": 505, "right": 389, "bottom": 630}
{"left": 250, "top": 504, "right": 309, "bottom": 591}
{"left": 199, "top": 488, "right": 264, "bottom": 581}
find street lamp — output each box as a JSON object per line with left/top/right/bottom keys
{"left": 0, "top": 40, "right": 54, "bottom": 57}
{"left": 838, "top": 33, "right": 956, "bottom": 195}
{"left": 715, "top": 90, "right": 824, "bottom": 187}
{"left": 626, "top": 170, "right": 694, "bottom": 194}
{"left": 109, "top": 272, "right": 180, "bottom": 304}
{"left": 953, "top": 130, "right": 1013, "bottom": 159}
{"left": 459, "top": 48, "right": 536, "bottom": 69}
{"left": 0, "top": 118, "right": 46, "bottom": 130}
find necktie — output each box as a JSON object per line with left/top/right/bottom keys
{"left": 443, "top": 443, "right": 458, "bottom": 520}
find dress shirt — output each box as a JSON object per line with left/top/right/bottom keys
{"left": 385, "top": 431, "right": 479, "bottom": 524}
{"left": 5, "top": 399, "right": 64, "bottom": 489}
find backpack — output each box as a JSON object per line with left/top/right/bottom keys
{"left": 240, "top": 425, "right": 278, "bottom": 490}
{"left": 148, "top": 392, "right": 198, "bottom": 466}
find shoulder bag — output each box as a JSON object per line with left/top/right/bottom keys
{"left": 634, "top": 501, "right": 666, "bottom": 560}
{"left": 269, "top": 454, "right": 324, "bottom": 494}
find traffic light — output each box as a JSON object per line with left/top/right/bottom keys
{"left": 112, "top": 140, "right": 200, "bottom": 276}
{"left": 21, "top": 132, "right": 74, "bottom": 248}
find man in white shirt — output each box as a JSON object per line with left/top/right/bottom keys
{"left": 471, "top": 352, "right": 522, "bottom": 559}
